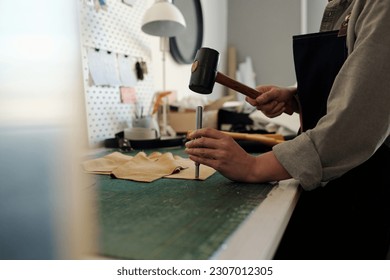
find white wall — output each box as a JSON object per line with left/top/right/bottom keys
{"left": 302, "top": 0, "right": 328, "bottom": 34}
{"left": 227, "top": 0, "right": 329, "bottom": 88}
{"left": 228, "top": 0, "right": 301, "bottom": 87}
{"left": 149, "top": 0, "right": 228, "bottom": 101}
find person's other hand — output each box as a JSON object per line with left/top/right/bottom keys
{"left": 246, "top": 85, "right": 298, "bottom": 117}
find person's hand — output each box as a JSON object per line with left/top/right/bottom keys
{"left": 246, "top": 85, "right": 298, "bottom": 117}
{"left": 185, "top": 128, "right": 257, "bottom": 182}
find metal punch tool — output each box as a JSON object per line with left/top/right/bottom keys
{"left": 195, "top": 106, "right": 203, "bottom": 179}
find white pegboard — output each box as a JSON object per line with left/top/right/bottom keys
{"left": 78, "top": 0, "right": 155, "bottom": 147}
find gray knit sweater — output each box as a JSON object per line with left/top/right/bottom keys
{"left": 273, "top": 0, "right": 390, "bottom": 190}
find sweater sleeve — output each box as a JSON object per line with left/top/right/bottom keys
{"left": 273, "top": 0, "right": 390, "bottom": 190}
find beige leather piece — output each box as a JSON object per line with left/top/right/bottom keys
{"left": 111, "top": 152, "right": 184, "bottom": 182}
{"left": 82, "top": 152, "right": 133, "bottom": 174}
{"left": 83, "top": 151, "right": 216, "bottom": 182}
{"left": 164, "top": 157, "right": 216, "bottom": 180}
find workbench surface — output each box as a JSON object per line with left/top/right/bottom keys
{"left": 89, "top": 147, "right": 300, "bottom": 260}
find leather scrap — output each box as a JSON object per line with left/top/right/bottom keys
{"left": 82, "top": 152, "right": 133, "bottom": 174}
{"left": 82, "top": 151, "right": 216, "bottom": 182}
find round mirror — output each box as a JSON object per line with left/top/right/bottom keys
{"left": 169, "top": 0, "right": 203, "bottom": 64}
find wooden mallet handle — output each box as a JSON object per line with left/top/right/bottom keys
{"left": 215, "top": 72, "right": 259, "bottom": 99}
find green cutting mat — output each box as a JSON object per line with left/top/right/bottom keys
{"left": 94, "top": 148, "right": 273, "bottom": 259}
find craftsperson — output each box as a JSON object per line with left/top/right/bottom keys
{"left": 185, "top": 0, "right": 390, "bottom": 259}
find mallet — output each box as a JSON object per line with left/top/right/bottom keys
{"left": 189, "top": 47, "right": 260, "bottom": 99}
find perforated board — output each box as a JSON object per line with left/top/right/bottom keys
{"left": 78, "top": 0, "right": 155, "bottom": 147}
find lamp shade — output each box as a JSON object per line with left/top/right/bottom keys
{"left": 141, "top": 0, "right": 186, "bottom": 37}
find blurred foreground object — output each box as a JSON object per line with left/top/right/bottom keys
{"left": 0, "top": 1, "right": 96, "bottom": 259}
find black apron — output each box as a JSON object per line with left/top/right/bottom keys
{"left": 274, "top": 30, "right": 390, "bottom": 260}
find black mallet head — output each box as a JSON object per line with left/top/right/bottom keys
{"left": 189, "top": 47, "right": 220, "bottom": 94}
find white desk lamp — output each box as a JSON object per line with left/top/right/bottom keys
{"left": 141, "top": 0, "right": 186, "bottom": 136}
